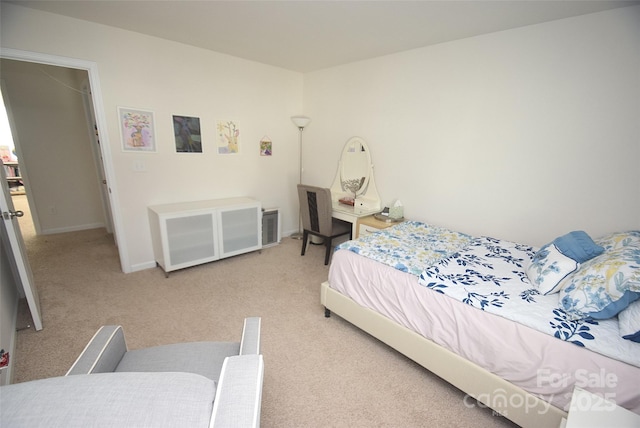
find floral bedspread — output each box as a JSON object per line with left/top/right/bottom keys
{"left": 336, "top": 220, "right": 473, "bottom": 276}
{"left": 418, "top": 235, "right": 639, "bottom": 367}
{"left": 336, "top": 221, "right": 639, "bottom": 367}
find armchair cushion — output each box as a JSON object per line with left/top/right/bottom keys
{"left": 0, "top": 372, "right": 216, "bottom": 427}
{"left": 116, "top": 341, "right": 240, "bottom": 382}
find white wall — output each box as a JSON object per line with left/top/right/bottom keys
{"left": 1, "top": 3, "right": 304, "bottom": 271}
{"left": 303, "top": 5, "right": 640, "bottom": 246}
{"left": 2, "top": 3, "right": 638, "bottom": 273}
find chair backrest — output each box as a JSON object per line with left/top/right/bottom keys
{"left": 297, "top": 184, "right": 334, "bottom": 236}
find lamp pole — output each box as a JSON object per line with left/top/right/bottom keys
{"left": 298, "top": 125, "right": 304, "bottom": 186}
{"left": 290, "top": 116, "right": 311, "bottom": 240}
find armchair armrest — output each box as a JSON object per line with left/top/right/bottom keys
{"left": 239, "top": 317, "right": 261, "bottom": 355}
{"left": 66, "top": 325, "right": 127, "bottom": 375}
{"left": 210, "top": 354, "right": 264, "bottom": 428}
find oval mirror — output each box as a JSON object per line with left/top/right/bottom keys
{"left": 340, "top": 136, "right": 371, "bottom": 197}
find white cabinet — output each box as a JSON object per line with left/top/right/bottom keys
{"left": 148, "top": 197, "right": 261, "bottom": 276}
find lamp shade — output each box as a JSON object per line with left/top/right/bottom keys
{"left": 291, "top": 115, "right": 311, "bottom": 129}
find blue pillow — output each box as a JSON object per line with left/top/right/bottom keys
{"left": 526, "top": 231, "right": 604, "bottom": 295}
{"left": 553, "top": 231, "right": 605, "bottom": 263}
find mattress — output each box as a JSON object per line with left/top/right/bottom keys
{"left": 328, "top": 248, "right": 640, "bottom": 414}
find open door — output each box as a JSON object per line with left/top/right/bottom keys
{"left": 0, "top": 160, "right": 42, "bottom": 331}
{"left": 81, "top": 79, "right": 114, "bottom": 237}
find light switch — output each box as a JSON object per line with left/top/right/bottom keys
{"left": 133, "top": 160, "right": 146, "bottom": 172}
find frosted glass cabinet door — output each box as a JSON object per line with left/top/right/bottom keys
{"left": 164, "top": 213, "right": 217, "bottom": 267}
{"left": 218, "top": 206, "right": 261, "bottom": 258}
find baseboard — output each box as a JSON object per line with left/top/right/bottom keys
{"left": 130, "top": 261, "right": 158, "bottom": 272}
{"left": 41, "top": 223, "right": 105, "bottom": 235}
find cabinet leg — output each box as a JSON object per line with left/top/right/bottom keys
{"left": 324, "top": 308, "right": 331, "bottom": 318}
{"left": 156, "top": 262, "right": 169, "bottom": 278}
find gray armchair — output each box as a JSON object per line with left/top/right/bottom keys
{"left": 0, "top": 317, "right": 263, "bottom": 427}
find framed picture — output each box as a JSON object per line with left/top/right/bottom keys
{"left": 260, "top": 136, "right": 272, "bottom": 156}
{"left": 119, "top": 107, "right": 156, "bottom": 152}
{"left": 217, "top": 120, "right": 240, "bottom": 154}
{"left": 173, "top": 115, "right": 202, "bottom": 153}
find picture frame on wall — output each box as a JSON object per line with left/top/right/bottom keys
{"left": 173, "top": 115, "right": 202, "bottom": 153}
{"left": 217, "top": 120, "right": 240, "bottom": 154}
{"left": 119, "top": 107, "right": 156, "bottom": 152}
{"left": 260, "top": 136, "right": 272, "bottom": 156}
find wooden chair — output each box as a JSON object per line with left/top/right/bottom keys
{"left": 297, "top": 184, "right": 352, "bottom": 265}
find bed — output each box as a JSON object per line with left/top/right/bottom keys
{"left": 321, "top": 221, "right": 640, "bottom": 427}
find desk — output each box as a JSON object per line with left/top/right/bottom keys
{"left": 332, "top": 202, "right": 379, "bottom": 237}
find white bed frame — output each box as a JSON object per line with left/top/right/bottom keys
{"left": 321, "top": 281, "right": 567, "bottom": 428}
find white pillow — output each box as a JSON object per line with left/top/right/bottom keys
{"left": 526, "top": 244, "right": 578, "bottom": 295}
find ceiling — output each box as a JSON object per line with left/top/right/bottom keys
{"left": 8, "top": 0, "right": 640, "bottom": 72}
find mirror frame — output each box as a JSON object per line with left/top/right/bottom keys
{"left": 340, "top": 136, "right": 371, "bottom": 197}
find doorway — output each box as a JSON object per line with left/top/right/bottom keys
{"left": 1, "top": 59, "right": 111, "bottom": 238}
{"left": 0, "top": 48, "right": 127, "bottom": 274}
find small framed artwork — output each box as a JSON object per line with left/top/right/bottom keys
{"left": 173, "top": 115, "right": 202, "bottom": 153}
{"left": 217, "top": 120, "right": 240, "bottom": 154}
{"left": 119, "top": 107, "right": 156, "bottom": 152}
{"left": 260, "top": 136, "right": 272, "bottom": 156}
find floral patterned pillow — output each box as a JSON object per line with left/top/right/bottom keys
{"left": 559, "top": 245, "right": 640, "bottom": 321}
{"left": 526, "top": 231, "right": 603, "bottom": 295}
{"left": 526, "top": 244, "right": 579, "bottom": 295}
{"left": 596, "top": 230, "right": 640, "bottom": 252}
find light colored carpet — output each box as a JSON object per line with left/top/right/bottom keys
{"left": 12, "top": 195, "right": 516, "bottom": 427}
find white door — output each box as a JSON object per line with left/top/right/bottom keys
{"left": 0, "top": 160, "right": 42, "bottom": 331}
{"left": 81, "top": 80, "right": 114, "bottom": 236}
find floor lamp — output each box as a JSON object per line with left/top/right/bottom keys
{"left": 290, "top": 115, "right": 311, "bottom": 240}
